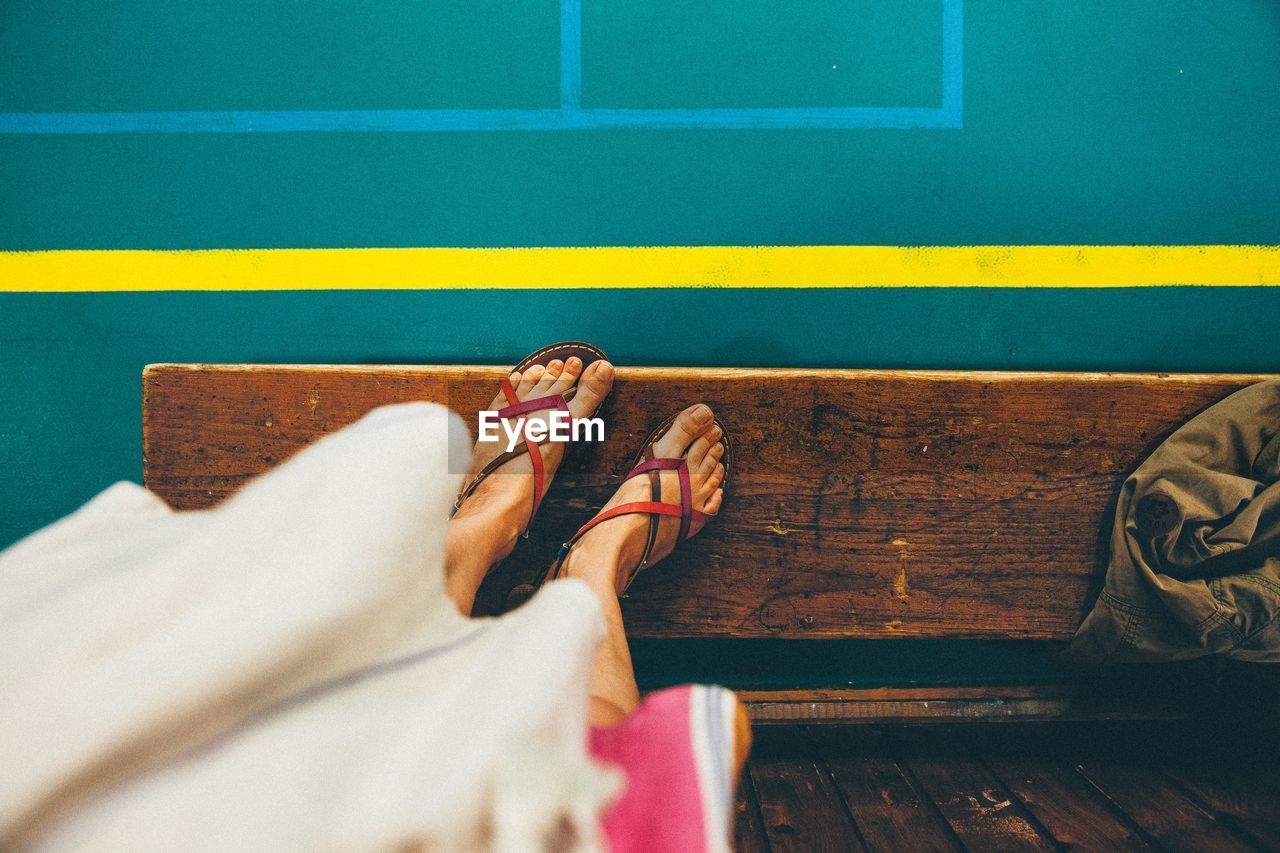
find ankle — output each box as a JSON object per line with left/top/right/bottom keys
{"left": 561, "top": 540, "right": 627, "bottom": 595}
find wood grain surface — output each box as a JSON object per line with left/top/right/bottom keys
{"left": 142, "top": 364, "right": 1274, "bottom": 639}
{"left": 735, "top": 724, "right": 1267, "bottom": 853}
{"left": 748, "top": 727, "right": 865, "bottom": 852}
{"left": 809, "top": 727, "right": 962, "bottom": 851}
{"left": 986, "top": 756, "right": 1154, "bottom": 851}
{"left": 899, "top": 753, "right": 1054, "bottom": 851}
{"left": 735, "top": 685, "right": 1190, "bottom": 725}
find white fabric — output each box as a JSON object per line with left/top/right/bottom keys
{"left": 0, "top": 403, "right": 619, "bottom": 851}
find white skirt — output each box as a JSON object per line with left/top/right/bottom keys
{"left": 0, "top": 403, "right": 620, "bottom": 852}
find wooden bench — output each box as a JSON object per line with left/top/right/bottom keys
{"left": 142, "top": 364, "right": 1275, "bottom": 724}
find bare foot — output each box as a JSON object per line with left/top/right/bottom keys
{"left": 452, "top": 357, "right": 614, "bottom": 565}
{"left": 560, "top": 403, "right": 725, "bottom": 595}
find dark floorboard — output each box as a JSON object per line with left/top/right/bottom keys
{"left": 734, "top": 722, "right": 1270, "bottom": 853}
{"left": 748, "top": 727, "right": 866, "bottom": 852}
{"left": 810, "top": 727, "right": 961, "bottom": 852}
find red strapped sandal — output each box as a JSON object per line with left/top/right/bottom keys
{"left": 453, "top": 341, "right": 610, "bottom": 536}
{"left": 545, "top": 409, "right": 732, "bottom": 595}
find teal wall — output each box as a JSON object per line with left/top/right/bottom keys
{"left": 3, "top": 0, "right": 1280, "bottom": 556}
{"left": 4, "top": 2, "right": 1280, "bottom": 248}
{"left": 4, "top": 287, "right": 1279, "bottom": 553}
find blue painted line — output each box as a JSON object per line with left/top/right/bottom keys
{"left": 0, "top": 106, "right": 960, "bottom": 134}
{"left": 560, "top": 0, "right": 583, "bottom": 109}
{"left": 0, "top": 1, "right": 964, "bottom": 134}
{"left": 941, "top": 0, "right": 965, "bottom": 123}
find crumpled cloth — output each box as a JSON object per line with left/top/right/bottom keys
{"left": 1, "top": 403, "right": 630, "bottom": 851}
{"left": 1070, "top": 381, "right": 1280, "bottom": 663}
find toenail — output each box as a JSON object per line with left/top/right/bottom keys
{"left": 691, "top": 404, "right": 712, "bottom": 423}
{"left": 568, "top": 357, "right": 581, "bottom": 368}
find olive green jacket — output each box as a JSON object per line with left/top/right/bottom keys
{"left": 1069, "top": 381, "right": 1280, "bottom": 663}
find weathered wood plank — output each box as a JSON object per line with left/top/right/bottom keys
{"left": 1163, "top": 765, "right": 1280, "bottom": 850}
{"left": 733, "top": 772, "right": 770, "bottom": 853}
{"left": 142, "top": 364, "right": 1274, "bottom": 639}
{"left": 743, "top": 724, "right": 1280, "bottom": 852}
{"left": 737, "top": 684, "right": 1192, "bottom": 724}
{"left": 748, "top": 728, "right": 866, "bottom": 852}
{"left": 1073, "top": 760, "right": 1255, "bottom": 852}
{"left": 809, "top": 727, "right": 962, "bottom": 852}
{"left": 896, "top": 729, "right": 1056, "bottom": 852}
{"left": 1159, "top": 668, "right": 1280, "bottom": 847}
{"left": 986, "top": 757, "right": 1153, "bottom": 851}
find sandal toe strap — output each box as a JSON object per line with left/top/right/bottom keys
{"left": 627, "top": 457, "right": 695, "bottom": 544}
{"left": 552, "top": 456, "right": 709, "bottom": 589}
{"left": 454, "top": 380, "right": 571, "bottom": 528}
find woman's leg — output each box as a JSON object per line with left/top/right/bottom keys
{"left": 559, "top": 549, "right": 640, "bottom": 725}
{"left": 558, "top": 403, "right": 725, "bottom": 726}
{"left": 444, "top": 358, "right": 614, "bottom": 614}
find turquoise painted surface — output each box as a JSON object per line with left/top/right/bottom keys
{"left": 4, "top": 287, "right": 1280, "bottom": 552}
{"left": 581, "top": 0, "right": 943, "bottom": 108}
{"left": 2, "top": 1, "right": 1279, "bottom": 244}
{"left": 0, "top": 1, "right": 561, "bottom": 111}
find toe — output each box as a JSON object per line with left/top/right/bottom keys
{"left": 703, "top": 488, "right": 724, "bottom": 516}
{"left": 688, "top": 434, "right": 714, "bottom": 468}
{"left": 708, "top": 462, "right": 726, "bottom": 489}
{"left": 533, "top": 360, "right": 563, "bottom": 394}
{"left": 695, "top": 445, "right": 722, "bottom": 477}
{"left": 568, "top": 360, "right": 613, "bottom": 419}
{"left": 710, "top": 442, "right": 725, "bottom": 461}
{"left": 516, "top": 364, "right": 544, "bottom": 396}
{"left": 549, "top": 356, "right": 583, "bottom": 396}
{"left": 654, "top": 404, "right": 715, "bottom": 457}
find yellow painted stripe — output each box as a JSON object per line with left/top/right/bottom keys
{"left": 2, "top": 245, "right": 1279, "bottom": 291}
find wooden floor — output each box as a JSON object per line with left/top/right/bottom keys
{"left": 735, "top": 722, "right": 1280, "bottom": 852}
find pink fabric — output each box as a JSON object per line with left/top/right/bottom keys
{"left": 589, "top": 685, "right": 735, "bottom": 853}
